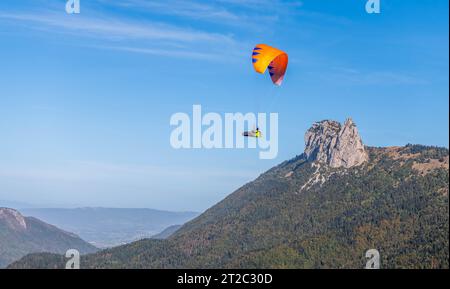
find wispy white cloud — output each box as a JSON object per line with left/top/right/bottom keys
{"left": 96, "top": 0, "right": 292, "bottom": 25}
{"left": 0, "top": 0, "right": 307, "bottom": 60}
{"left": 215, "top": 0, "right": 302, "bottom": 8}
{"left": 0, "top": 9, "right": 243, "bottom": 60}
{"left": 0, "top": 11, "right": 234, "bottom": 43}
{"left": 102, "top": 0, "right": 241, "bottom": 22}
{"left": 93, "top": 45, "right": 223, "bottom": 61}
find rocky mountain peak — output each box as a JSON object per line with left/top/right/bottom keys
{"left": 304, "top": 118, "right": 368, "bottom": 168}
{"left": 0, "top": 208, "right": 27, "bottom": 231}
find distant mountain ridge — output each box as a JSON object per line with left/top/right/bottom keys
{"left": 151, "top": 225, "right": 183, "bottom": 239}
{"left": 0, "top": 208, "right": 97, "bottom": 268}
{"left": 20, "top": 207, "right": 199, "bottom": 248}
{"left": 9, "top": 119, "right": 449, "bottom": 269}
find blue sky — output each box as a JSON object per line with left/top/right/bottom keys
{"left": 0, "top": 0, "right": 448, "bottom": 211}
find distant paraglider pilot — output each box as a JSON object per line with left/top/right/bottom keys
{"left": 243, "top": 128, "right": 261, "bottom": 138}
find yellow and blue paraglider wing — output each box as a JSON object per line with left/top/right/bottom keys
{"left": 252, "top": 44, "right": 288, "bottom": 86}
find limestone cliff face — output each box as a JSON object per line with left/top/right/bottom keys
{"left": 0, "top": 208, "right": 27, "bottom": 231}
{"left": 304, "top": 118, "right": 368, "bottom": 168}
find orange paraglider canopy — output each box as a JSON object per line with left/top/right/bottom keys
{"left": 252, "top": 44, "right": 288, "bottom": 86}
